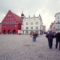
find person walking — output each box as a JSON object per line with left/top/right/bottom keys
{"left": 54, "top": 31, "right": 60, "bottom": 51}
{"left": 46, "top": 31, "right": 54, "bottom": 49}
{"left": 32, "top": 32, "right": 38, "bottom": 42}
{"left": 30, "top": 32, "right": 33, "bottom": 37}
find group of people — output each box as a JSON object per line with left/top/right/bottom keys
{"left": 30, "top": 31, "right": 60, "bottom": 51}
{"left": 46, "top": 31, "right": 60, "bottom": 51}
{"left": 30, "top": 32, "right": 38, "bottom": 42}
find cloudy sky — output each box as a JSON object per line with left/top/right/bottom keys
{"left": 0, "top": 0, "right": 60, "bottom": 30}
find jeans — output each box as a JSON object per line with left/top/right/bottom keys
{"left": 33, "top": 37, "right": 36, "bottom": 42}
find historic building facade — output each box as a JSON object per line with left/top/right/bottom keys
{"left": 0, "top": 23, "right": 2, "bottom": 34}
{"left": 50, "top": 21, "right": 55, "bottom": 32}
{"left": 1, "top": 10, "right": 23, "bottom": 34}
{"left": 43, "top": 25, "right": 46, "bottom": 33}
{"left": 55, "top": 12, "right": 60, "bottom": 32}
{"left": 21, "top": 13, "right": 43, "bottom": 34}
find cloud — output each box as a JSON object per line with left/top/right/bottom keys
{"left": 0, "top": 0, "right": 60, "bottom": 30}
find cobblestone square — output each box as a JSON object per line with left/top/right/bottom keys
{"left": 0, "top": 34, "right": 60, "bottom": 60}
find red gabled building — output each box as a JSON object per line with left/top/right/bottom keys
{"left": 0, "top": 23, "right": 2, "bottom": 34}
{"left": 1, "top": 10, "right": 23, "bottom": 34}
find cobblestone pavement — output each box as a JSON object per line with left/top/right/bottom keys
{"left": 0, "top": 34, "right": 60, "bottom": 60}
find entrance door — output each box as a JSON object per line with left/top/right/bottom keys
{"left": 13, "top": 30, "right": 16, "bottom": 34}
{"left": 8, "top": 30, "right": 11, "bottom": 34}
{"left": 3, "top": 30, "right": 6, "bottom": 34}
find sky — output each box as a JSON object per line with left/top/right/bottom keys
{"left": 0, "top": 0, "right": 60, "bottom": 30}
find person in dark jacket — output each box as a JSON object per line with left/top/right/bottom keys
{"left": 54, "top": 32, "right": 60, "bottom": 50}
{"left": 46, "top": 31, "right": 54, "bottom": 49}
{"left": 32, "top": 32, "right": 38, "bottom": 42}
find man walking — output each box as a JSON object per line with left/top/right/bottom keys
{"left": 46, "top": 31, "right": 54, "bottom": 49}
{"left": 54, "top": 31, "right": 60, "bottom": 51}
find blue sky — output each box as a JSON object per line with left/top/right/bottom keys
{"left": 0, "top": 0, "right": 60, "bottom": 30}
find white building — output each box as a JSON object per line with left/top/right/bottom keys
{"left": 55, "top": 12, "right": 60, "bottom": 33}
{"left": 21, "top": 13, "right": 43, "bottom": 34}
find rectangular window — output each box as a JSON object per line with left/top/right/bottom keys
{"left": 31, "top": 27, "right": 33, "bottom": 29}
{"left": 10, "top": 18, "right": 13, "bottom": 20}
{"left": 36, "top": 22, "right": 38, "bottom": 24}
{"left": 26, "top": 22, "right": 28, "bottom": 25}
{"left": 36, "top": 26, "right": 38, "bottom": 29}
{"left": 26, "top": 27, "right": 28, "bottom": 29}
{"left": 5, "top": 18, "right": 9, "bottom": 20}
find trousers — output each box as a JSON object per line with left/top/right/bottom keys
{"left": 48, "top": 39, "right": 53, "bottom": 49}
{"left": 33, "top": 37, "right": 36, "bottom": 42}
